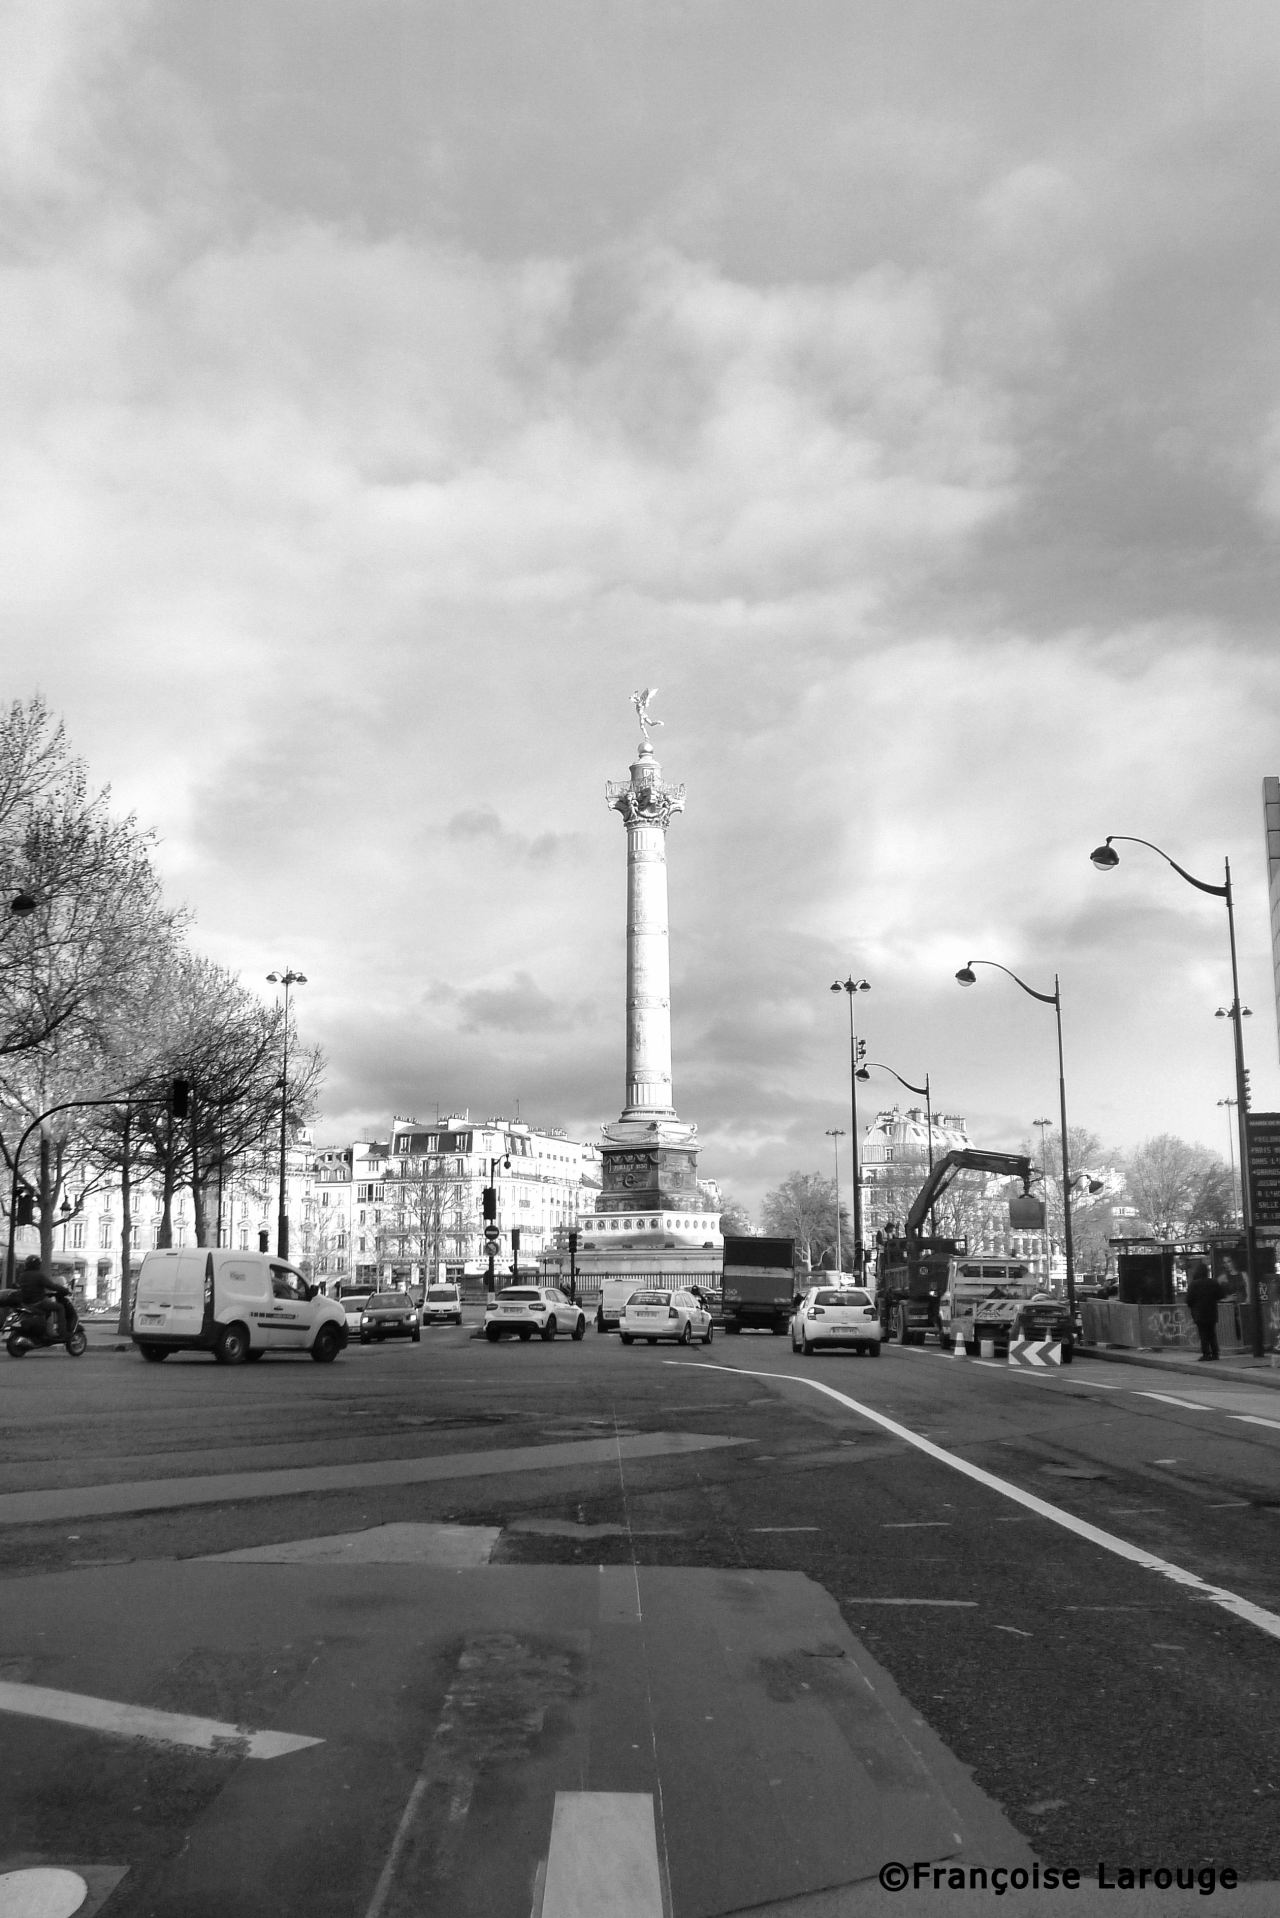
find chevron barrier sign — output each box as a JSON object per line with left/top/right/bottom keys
{"left": 1008, "top": 1337, "right": 1064, "bottom": 1368}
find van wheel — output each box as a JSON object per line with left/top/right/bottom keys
{"left": 311, "top": 1324, "right": 341, "bottom": 1364}
{"left": 215, "top": 1324, "right": 250, "bottom": 1365}
{"left": 140, "top": 1345, "right": 169, "bottom": 1363}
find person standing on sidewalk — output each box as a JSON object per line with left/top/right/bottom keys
{"left": 1185, "top": 1258, "right": 1224, "bottom": 1361}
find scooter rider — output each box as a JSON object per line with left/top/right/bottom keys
{"left": 16, "top": 1252, "right": 71, "bottom": 1341}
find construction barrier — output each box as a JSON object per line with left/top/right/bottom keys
{"left": 1008, "top": 1336, "right": 1064, "bottom": 1368}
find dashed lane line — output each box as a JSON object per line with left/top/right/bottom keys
{"left": 1137, "top": 1392, "right": 1213, "bottom": 1410}
{"left": 0, "top": 1679, "right": 321, "bottom": 1759}
{"left": 680, "top": 1362, "right": 1280, "bottom": 1646}
{"left": 1231, "top": 1414, "right": 1280, "bottom": 1433}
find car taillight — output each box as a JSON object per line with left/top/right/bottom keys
{"left": 808, "top": 1307, "right": 824, "bottom": 1318}
{"left": 668, "top": 1306, "right": 678, "bottom": 1318}
{"left": 862, "top": 1307, "right": 876, "bottom": 1318}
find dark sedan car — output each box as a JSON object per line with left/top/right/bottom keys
{"left": 358, "top": 1291, "right": 421, "bottom": 1344}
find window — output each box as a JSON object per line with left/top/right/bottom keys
{"left": 99, "top": 1218, "right": 113, "bottom": 1249}
{"left": 71, "top": 1222, "right": 86, "bottom": 1248}
{"left": 239, "top": 1226, "right": 249, "bottom": 1250}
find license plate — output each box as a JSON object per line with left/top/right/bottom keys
{"left": 140, "top": 1313, "right": 163, "bottom": 1324}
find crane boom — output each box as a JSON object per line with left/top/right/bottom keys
{"left": 904, "top": 1148, "right": 1034, "bottom": 1239}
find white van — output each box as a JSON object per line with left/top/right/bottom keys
{"left": 596, "top": 1276, "right": 644, "bottom": 1332}
{"left": 131, "top": 1249, "right": 349, "bottom": 1364}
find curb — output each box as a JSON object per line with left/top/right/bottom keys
{"left": 1080, "top": 1344, "right": 1280, "bottom": 1390}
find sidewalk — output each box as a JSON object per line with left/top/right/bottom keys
{"left": 1082, "top": 1341, "right": 1280, "bottom": 1389}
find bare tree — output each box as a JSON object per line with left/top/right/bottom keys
{"left": 718, "top": 1195, "right": 754, "bottom": 1237}
{"left": 0, "top": 697, "right": 180, "bottom": 1061}
{"left": 1122, "top": 1135, "right": 1234, "bottom": 1239}
{"left": 761, "top": 1171, "right": 850, "bottom": 1272}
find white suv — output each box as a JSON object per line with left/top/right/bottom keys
{"left": 484, "top": 1286, "right": 586, "bottom": 1343}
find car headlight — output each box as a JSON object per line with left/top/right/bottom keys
{"left": 361, "top": 1314, "right": 372, "bottom": 1324}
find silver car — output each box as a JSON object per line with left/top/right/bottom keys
{"left": 619, "top": 1288, "right": 714, "bottom": 1347}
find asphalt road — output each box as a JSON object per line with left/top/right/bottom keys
{"left": 0, "top": 1325, "right": 1277, "bottom": 1916}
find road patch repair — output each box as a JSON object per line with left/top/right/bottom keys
{"left": 0, "top": 1545, "right": 1030, "bottom": 1918}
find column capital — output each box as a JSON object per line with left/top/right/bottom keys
{"left": 606, "top": 743, "right": 685, "bottom": 829}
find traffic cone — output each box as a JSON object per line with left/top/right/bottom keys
{"left": 952, "top": 1324, "right": 968, "bottom": 1357}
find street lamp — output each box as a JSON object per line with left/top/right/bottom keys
{"left": 266, "top": 968, "right": 307, "bottom": 1260}
{"left": 1091, "top": 834, "right": 1262, "bottom": 1356}
{"left": 1032, "top": 1116, "right": 1054, "bottom": 1283}
{"left": 955, "top": 960, "right": 1078, "bottom": 1317}
{"left": 857, "top": 1063, "right": 935, "bottom": 1229}
{"left": 825, "top": 1129, "right": 845, "bottom": 1273}
{"left": 830, "top": 977, "right": 870, "bottom": 1274}
{"left": 1217, "top": 1097, "right": 1240, "bottom": 1225}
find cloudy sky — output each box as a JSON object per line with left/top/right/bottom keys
{"left": 5, "top": 0, "right": 1280, "bottom": 1212}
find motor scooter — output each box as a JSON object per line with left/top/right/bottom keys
{"left": 0, "top": 1288, "right": 87, "bottom": 1357}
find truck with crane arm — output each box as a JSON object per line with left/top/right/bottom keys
{"left": 873, "top": 1148, "right": 1073, "bottom": 1356}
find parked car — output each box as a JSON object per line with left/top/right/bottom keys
{"left": 422, "top": 1283, "right": 464, "bottom": 1325}
{"left": 791, "top": 1285, "right": 882, "bottom": 1356}
{"left": 340, "top": 1294, "right": 372, "bottom": 1336}
{"left": 358, "top": 1292, "right": 421, "bottom": 1344}
{"left": 619, "top": 1288, "right": 713, "bottom": 1347}
{"left": 484, "top": 1286, "right": 586, "bottom": 1342}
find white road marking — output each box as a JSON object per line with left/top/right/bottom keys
{"left": 844, "top": 1598, "right": 978, "bottom": 1607}
{"left": 1137, "top": 1393, "right": 1212, "bottom": 1410}
{"left": 882, "top": 1521, "right": 950, "bottom": 1528}
{"left": 749, "top": 1526, "right": 820, "bottom": 1532}
{"left": 0, "top": 1681, "right": 320, "bottom": 1759}
{"left": 1231, "top": 1414, "right": 1280, "bottom": 1433}
{"left": 689, "top": 1363, "right": 1280, "bottom": 1646}
{"left": 540, "top": 1793, "right": 664, "bottom": 1918}
{"left": 0, "top": 1867, "right": 89, "bottom": 1917}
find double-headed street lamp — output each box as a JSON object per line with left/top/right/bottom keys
{"left": 830, "top": 977, "right": 870, "bottom": 1274}
{"left": 825, "top": 1128, "right": 846, "bottom": 1273}
{"left": 955, "top": 960, "right": 1077, "bottom": 1317}
{"left": 1091, "top": 834, "right": 1263, "bottom": 1356}
{"left": 266, "top": 968, "right": 307, "bottom": 1261}
{"left": 857, "top": 1062, "right": 934, "bottom": 1229}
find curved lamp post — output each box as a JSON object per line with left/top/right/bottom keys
{"left": 825, "top": 1128, "right": 845, "bottom": 1273}
{"left": 857, "top": 1063, "right": 934, "bottom": 1230}
{"left": 267, "top": 968, "right": 307, "bottom": 1260}
{"left": 955, "top": 960, "right": 1076, "bottom": 1316}
{"left": 830, "top": 977, "right": 870, "bottom": 1274}
{"left": 1091, "top": 834, "right": 1262, "bottom": 1355}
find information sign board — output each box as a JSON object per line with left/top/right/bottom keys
{"left": 1245, "top": 1112, "right": 1280, "bottom": 1229}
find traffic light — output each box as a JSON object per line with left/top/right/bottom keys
{"left": 171, "top": 1077, "right": 192, "bottom": 1120}
{"left": 567, "top": 1231, "right": 578, "bottom": 1254}
{"left": 482, "top": 1186, "right": 497, "bottom": 1220}
{"left": 14, "top": 1189, "right": 35, "bottom": 1227}
{"left": 1242, "top": 1069, "right": 1252, "bottom": 1111}
{"left": 511, "top": 1228, "right": 521, "bottom": 1251}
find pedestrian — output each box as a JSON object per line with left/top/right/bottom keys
{"left": 1184, "top": 1258, "right": 1223, "bottom": 1361}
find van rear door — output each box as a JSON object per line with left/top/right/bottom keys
{"left": 133, "top": 1251, "right": 207, "bottom": 1341}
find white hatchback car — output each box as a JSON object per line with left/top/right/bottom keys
{"left": 619, "top": 1288, "right": 714, "bottom": 1347}
{"left": 792, "top": 1285, "right": 882, "bottom": 1356}
{"left": 484, "top": 1286, "right": 586, "bottom": 1342}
